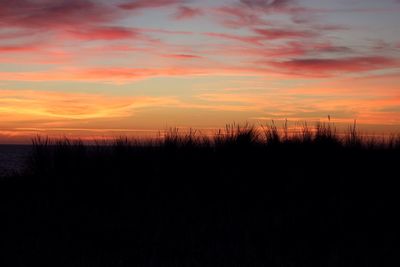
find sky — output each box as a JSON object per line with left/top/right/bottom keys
{"left": 1, "top": 0, "right": 400, "bottom": 143}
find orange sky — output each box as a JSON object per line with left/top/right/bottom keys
{"left": 1, "top": 0, "right": 400, "bottom": 143}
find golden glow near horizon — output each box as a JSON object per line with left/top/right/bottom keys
{"left": 1, "top": 0, "right": 400, "bottom": 143}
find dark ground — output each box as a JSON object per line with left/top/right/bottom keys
{"left": 1, "top": 126, "right": 400, "bottom": 266}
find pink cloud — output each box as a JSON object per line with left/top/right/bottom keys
{"left": 0, "top": 0, "right": 117, "bottom": 29}
{"left": 269, "top": 56, "right": 399, "bottom": 76}
{"left": 204, "top": 30, "right": 342, "bottom": 48}
{"left": 0, "top": 1, "right": 188, "bottom": 41}
{"left": 118, "top": 0, "right": 183, "bottom": 10}
{"left": 67, "top": 26, "right": 140, "bottom": 41}
{"left": 78, "top": 67, "right": 209, "bottom": 81}
{"left": 0, "top": 45, "right": 38, "bottom": 53}
{"left": 215, "top": 6, "right": 267, "bottom": 28}
{"left": 173, "top": 6, "right": 203, "bottom": 20}
{"left": 238, "top": 0, "right": 307, "bottom": 17}
{"left": 314, "top": 24, "right": 349, "bottom": 31}
{"left": 0, "top": 1, "right": 198, "bottom": 54}
{"left": 204, "top": 32, "right": 263, "bottom": 45}
{"left": 163, "top": 54, "right": 202, "bottom": 59}
{"left": 0, "top": 29, "right": 38, "bottom": 40}
{"left": 138, "top": 28, "right": 193, "bottom": 35}
{"left": 214, "top": 0, "right": 348, "bottom": 34}
{"left": 0, "top": 65, "right": 272, "bottom": 83}
{"left": 278, "top": 41, "right": 351, "bottom": 55}
{"left": 315, "top": 7, "right": 400, "bottom": 14}
{"left": 254, "top": 28, "right": 315, "bottom": 39}
{"left": 240, "top": 0, "right": 294, "bottom": 9}
{"left": 205, "top": 40, "right": 353, "bottom": 61}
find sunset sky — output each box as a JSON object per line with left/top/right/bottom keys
{"left": 1, "top": 0, "right": 400, "bottom": 143}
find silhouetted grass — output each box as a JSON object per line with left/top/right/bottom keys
{"left": 1, "top": 122, "right": 400, "bottom": 266}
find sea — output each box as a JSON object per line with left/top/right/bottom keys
{"left": 0, "top": 145, "right": 32, "bottom": 176}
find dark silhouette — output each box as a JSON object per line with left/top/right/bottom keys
{"left": 1, "top": 122, "right": 400, "bottom": 266}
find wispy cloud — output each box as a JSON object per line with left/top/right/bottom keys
{"left": 118, "top": 0, "right": 183, "bottom": 10}
{"left": 269, "top": 56, "right": 399, "bottom": 77}
{"left": 162, "top": 54, "right": 202, "bottom": 59}
{"left": 253, "top": 28, "right": 315, "bottom": 40}
{"left": 173, "top": 6, "right": 203, "bottom": 20}
{"left": 0, "top": 89, "right": 179, "bottom": 120}
{"left": 203, "top": 32, "right": 264, "bottom": 45}
{"left": 239, "top": 0, "right": 295, "bottom": 9}
{"left": 0, "top": 44, "right": 39, "bottom": 53}
{"left": 66, "top": 26, "right": 141, "bottom": 41}
{"left": 0, "top": 0, "right": 117, "bottom": 29}
{"left": 214, "top": 6, "right": 268, "bottom": 28}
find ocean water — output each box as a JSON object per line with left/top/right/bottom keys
{"left": 0, "top": 145, "right": 31, "bottom": 176}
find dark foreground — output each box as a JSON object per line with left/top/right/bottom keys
{"left": 1, "top": 125, "right": 400, "bottom": 266}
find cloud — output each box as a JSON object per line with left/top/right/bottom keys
{"left": 0, "top": 0, "right": 398, "bottom": 83}
{"left": 215, "top": 0, "right": 347, "bottom": 33}
{"left": 0, "top": 0, "right": 117, "bottom": 29}
{"left": 206, "top": 28, "right": 318, "bottom": 45}
{"left": 0, "top": 29, "right": 36, "bottom": 40}
{"left": 0, "top": 67, "right": 215, "bottom": 83}
{"left": 163, "top": 54, "right": 202, "bottom": 59}
{"left": 0, "top": 1, "right": 187, "bottom": 43}
{"left": 77, "top": 67, "right": 208, "bottom": 81}
{"left": 204, "top": 32, "right": 263, "bottom": 45}
{"left": 139, "top": 28, "right": 193, "bottom": 35}
{"left": 0, "top": 0, "right": 198, "bottom": 57}
{"left": 215, "top": 6, "right": 267, "bottom": 28}
{"left": 269, "top": 56, "right": 399, "bottom": 76}
{"left": 282, "top": 41, "right": 352, "bottom": 55}
{"left": 219, "top": 41, "right": 351, "bottom": 58}
{"left": 203, "top": 32, "right": 352, "bottom": 57}
{"left": 118, "top": 0, "right": 183, "bottom": 10}
{"left": 206, "top": 43, "right": 306, "bottom": 58}
{"left": 240, "top": 0, "right": 295, "bottom": 9}
{"left": 0, "top": 44, "right": 39, "bottom": 53}
{"left": 0, "top": 65, "right": 281, "bottom": 83}
{"left": 173, "top": 6, "right": 203, "bottom": 20}
{"left": 0, "top": 89, "right": 179, "bottom": 120}
{"left": 66, "top": 26, "right": 140, "bottom": 41}
{"left": 254, "top": 28, "right": 315, "bottom": 39}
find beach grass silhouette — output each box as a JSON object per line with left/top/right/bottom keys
{"left": 1, "top": 121, "right": 400, "bottom": 266}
